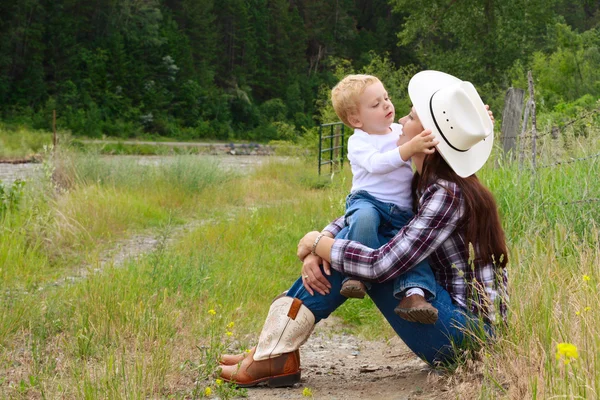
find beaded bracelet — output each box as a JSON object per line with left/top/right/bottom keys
{"left": 311, "top": 233, "right": 326, "bottom": 256}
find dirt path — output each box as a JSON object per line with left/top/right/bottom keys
{"left": 244, "top": 317, "right": 445, "bottom": 400}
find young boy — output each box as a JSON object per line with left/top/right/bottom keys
{"left": 330, "top": 74, "right": 439, "bottom": 324}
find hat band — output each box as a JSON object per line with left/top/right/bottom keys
{"left": 429, "top": 92, "right": 467, "bottom": 153}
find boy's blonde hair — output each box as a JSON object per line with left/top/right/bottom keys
{"left": 331, "top": 74, "right": 381, "bottom": 127}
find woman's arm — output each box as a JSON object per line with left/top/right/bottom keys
{"left": 296, "top": 217, "right": 342, "bottom": 296}
{"left": 298, "top": 231, "right": 334, "bottom": 262}
{"left": 299, "top": 182, "right": 463, "bottom": 282}
{"left": 321, "top": 216, "right": 345, "bottom": 238}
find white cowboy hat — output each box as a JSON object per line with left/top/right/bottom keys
{"left": 408, "top": 70, "right": 494, "bottom": 178}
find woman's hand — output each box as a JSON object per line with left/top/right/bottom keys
{"left": 485, "top": 105, "right": 494, "bottom": 124}
{"left": 301, "top": 254, "right": 332, "bottom": 296}
{"left": 297, "top": 231, "right": 320, "bottom": 261}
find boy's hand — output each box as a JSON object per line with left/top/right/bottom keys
{"left": 399, "top": 130, "right": 439, "bottom": 161}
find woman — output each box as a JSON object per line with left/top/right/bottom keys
{"left": 218, "top": 71, "right": 509, "bottom": 388}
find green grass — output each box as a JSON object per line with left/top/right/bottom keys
{"left": 0, "top": 128, "right": 599, "bottom": 398}
{"left": 0, "top": 125, "right": 54, "bottom": 159}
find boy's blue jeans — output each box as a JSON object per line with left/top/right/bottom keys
{"left": 338, "top": 190, "right": 436, "bottom": 300}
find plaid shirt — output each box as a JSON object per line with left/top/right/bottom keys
{"left": 325, "top": 179, "right": 508, "bottom": 323}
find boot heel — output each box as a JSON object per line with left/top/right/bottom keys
{"left": 267, "top": 372, "right": 301, "bottom": 388}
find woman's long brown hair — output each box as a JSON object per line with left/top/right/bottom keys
{"left": 412, "top": 152, "right": 508, "bottom": 269}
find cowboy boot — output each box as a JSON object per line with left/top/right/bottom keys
{"left": 219, "top": 291, "right": 289, "bottom": 366}
{"left": 219, "top": 296, "right": 315, "bottom": 387}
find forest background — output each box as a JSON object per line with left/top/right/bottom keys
{"left": 1, "top": 0, "right": 599, "bottom": 142}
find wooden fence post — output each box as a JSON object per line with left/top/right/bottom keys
{"left": 501, "top": 87, "right": 525, "bottom": 160}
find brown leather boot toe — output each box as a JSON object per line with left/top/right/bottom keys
{"left": 219, "top": 349, "right": 252, "bottom": 366}
{"left": 394, "top": 294, "right": 438, "bottom": 324}
{"left": 219, "top": 348, "right": 301, "bottom": 388}
{"left": 340, "top": 279, "right": 367, "bottom": 299}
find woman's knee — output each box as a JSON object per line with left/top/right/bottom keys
{"left": 286, "top": 273, "right": 347, "bottom": 323}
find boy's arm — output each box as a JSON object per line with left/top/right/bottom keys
{"left": 398, "top": 130, "right": 439, "bottom": 161}
{"left": 349, "top": 134, "right": 408, "bottom": 174}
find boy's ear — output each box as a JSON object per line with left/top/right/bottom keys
{"left": 348, "top": 113, "right": 362, "bottom": 128}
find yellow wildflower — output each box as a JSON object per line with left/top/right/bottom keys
{"left": 583, "top": 275, "right": 591, "bottom": 281}
{"left": 556, "top": 342, "right": 579, "bottom": 364}
{"left": 244, "top": 348, "right": 251, "bottom": 353}
{"left": 576, "top": 307, "right": 591, "bottom": 315}
{"left": 302, "top": 387, "right": 313, "bottom": 397}
{"left": 208, "top": 309, "right": 216, "bottom": 315}
{"left": 227, "top": 322, "right": 235, "bottom": 329}
{"left": 215, "top": 379, "right": 223, "bottom": 386}
{"left": 226, "top": 331, "right": 233, "bottom": 337}
{"left": 204, "top": 387, "right": 212, "bottom": 396}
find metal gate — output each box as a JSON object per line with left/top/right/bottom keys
{"left": 318, "top": 122, "right": 346, "bottom": 175}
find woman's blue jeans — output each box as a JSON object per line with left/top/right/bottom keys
{"left": 286, "top": 267, "right": 489, "bottom": 365}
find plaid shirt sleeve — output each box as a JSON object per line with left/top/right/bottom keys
{"left": 329, "top": 182, "right": 463, "bottom": 282}
{"left": 322, "top": 216, "right": 345, "bottom": 237}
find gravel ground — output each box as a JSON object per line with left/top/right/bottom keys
{"left": 242, "top": 316, "right": 445, "bottom": 400}
{"left": 0, "top": 162, "right": 41, "bottom": 184}
{"left": 0, "top": 154, "right": 292, "bottom": 184}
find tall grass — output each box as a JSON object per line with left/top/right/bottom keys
{"left": 472, "top": 132, "right": 600, "bottom": 399}
{"left": 0, "top": 125, "right": 53, "bottom": 159}
{"left": 1, "top": 129, "right": 599, "bottom": 398}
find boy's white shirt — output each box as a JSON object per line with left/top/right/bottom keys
{"left": 348, "top": 123, "right": 413, "bottom": 209}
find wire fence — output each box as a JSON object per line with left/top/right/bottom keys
{"left": 501, "top": 108, "right": 599, "bottom": 140}
{"left": 521, "top": 141, "right": 600, "bottom": 206}
{"left": 537, "top": 151, "right": 600, "bottom": 169}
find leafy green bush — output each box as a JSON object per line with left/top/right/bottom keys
{"left": 510, "top": 24, "right": 600, "bottom": 114}
{"left": 259, "top": 98, "right": 288, "bottom": 124}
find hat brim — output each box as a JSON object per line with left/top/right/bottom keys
{"left": 408, "top": 71, "right": 494, "bottom": 178}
